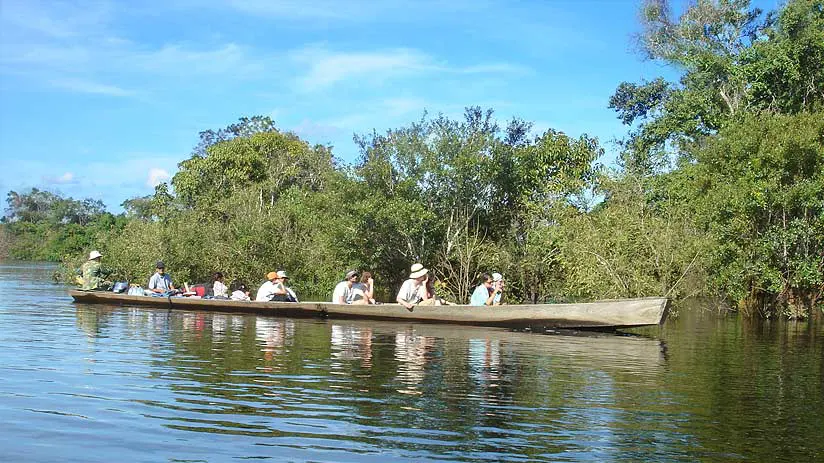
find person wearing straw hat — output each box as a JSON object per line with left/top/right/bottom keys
{"left": 396, "top": 263, "right": 435, "bottom": 310}
{"left": 491, "top": 272, "right": 505, "bottom": 305}
{"left": 278, "top": 270, "right": 299, "bottom": 302}
{"left": 80, "top": 250, "right": 111, "bottom": 290}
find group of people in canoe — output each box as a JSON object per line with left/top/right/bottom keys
{"left": 77, "top": 250, "right": 507, "bottom": 307}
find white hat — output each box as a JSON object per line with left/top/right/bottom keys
{"left": 409, "top": 263, "right": 428, "bottom": 279}
{"left": 492, "top": 272, "right": 503, "bottom": 282}
{"left": 276, "top": 270, "right": 289, "bottom": 279}
{"left": 88, "top": 250, "right": 102, "bottom": 260}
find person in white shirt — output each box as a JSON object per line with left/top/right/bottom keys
{"left": 256, "top": 271, "right": 288, "bottom": 302}
{"left": 277, "top": 270, "right": 299, "bottom": 302}
{"left": 230, "top": 282, "right": 251, "bottom": 301}
{"left": 396, "top": 263, "right": 434, "bottom": 310}
{"left": 332, "top": 270, "right": 359, "bottom": 304}
{"left": 212, "top": 272, "right": 228, "bottom": 298}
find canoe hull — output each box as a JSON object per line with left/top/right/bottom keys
{"left": 69, "top": 290, "right": 668, "bottom": 329}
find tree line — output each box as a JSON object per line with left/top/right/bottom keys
{"left": 2, "top": 0, "right": 822, "bottom": 317}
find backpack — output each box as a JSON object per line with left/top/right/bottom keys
{"left": 112, "top": 281, "right": 129, "bottom": 293}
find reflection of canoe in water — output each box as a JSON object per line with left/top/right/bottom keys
{"left": 69, "top": 290, "right": 668, "bottom": 329}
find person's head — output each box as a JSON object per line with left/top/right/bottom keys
{"left": 480, "top": 272, "right": 493, "bottom": 290}
{"left": 88, "top": 250, "right": 102, "bottom": 261}
{"left": 492, "top": 272, "right": 503, "bottom": 287}
{"left": 230, "top": 281, "right": 247, "bottom": 293}
{"left": 213, "top": 271, "right": 224, "bottom": 282}
{"left": 266, "top": 271, "right": 278, "bottom": 282}
{"left": 409, "top": 263, "right": 428, "bottom": 282}
{"left": 276, "top": 270, "right": 289, "bottom": 282}
{"left": 361, "top": 271, "right": 372, "bottom": 282}
{"left": 345, "top": 270, "right": 359, "bottom": 286}
{"left": 156, "top": 261, "right": 166, "bottom": 274}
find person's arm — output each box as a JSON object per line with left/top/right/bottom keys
{"left": 273, "top": 282, "right": 286, "bottom": 295}
{"left": 485, "top": 286, "right": 500, "bottom": 306}
{"left": 396, "top": 282, "right": 415, "bottom": 310}
{"left": 365, "top": 278, "right": 374, "bottom": 301}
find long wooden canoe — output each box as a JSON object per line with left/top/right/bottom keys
{"left": 69, "top": 290, "right": 668, "bottom": 329}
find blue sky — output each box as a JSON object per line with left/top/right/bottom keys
{"left": 0, "top": 0, "right": 778, "bottom": 212}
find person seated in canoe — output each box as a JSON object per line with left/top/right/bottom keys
{"left": 147, "top": 261, "right": 178, "bottom": 296}
{"left": 350, "top": 270, "right": 375, "bottom": 304}
{"left": 78, "top": 250, "right": 112, "bottom": 291}
{"left": 491, "top": 273, "right": 505, "bottom": 305}
{"left": 332, "top": 270, "right": 361, "bottom": 304}
{"left": 229, "top": 281, "right": 251, "bottom": 301}
{"left": 396, "top": 264, "right": 437, "bottom": 310}
{"left": 421, "top": 271, "right": 455, "bottom": 306}
{"left": 211, "top": 272, "right": 228, "bottom": 299}
{"left": 256, "top": 271, "right": 289, "bottom": 302}
{"left": 277, "top": 270, "right": 299, "bottom": 302}
{"left": 470, "top": 272, "right": 500, "bottom": 306}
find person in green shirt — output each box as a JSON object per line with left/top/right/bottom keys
{"left": 80, "top": 250, "right": 112, "bottom": 290}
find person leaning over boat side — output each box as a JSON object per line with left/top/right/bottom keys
{"left": 278, "top": 270, "right": 299, "bottom": 302}
{"left": 332, "top": 270, "right": 359, "bottom": 304}
{"left": 396, "top": 264, "right": 436, "bottom": 310}
{"left": 80, "top": 250, "right": 112, "bottom": 290}
{"left": 470, "top": 272, "right": 499, "bottom": 306}
{"left": 256, "top": 271, "right": 288, "bottom": 302}
{"left": 229, "top": 281, "right": 251, "bottom": 301}
{"left": 212, "top": 272, "right": 228, "bottom": 299}
{"left": 147, "top": 261, "right": 177, "bottom": 295}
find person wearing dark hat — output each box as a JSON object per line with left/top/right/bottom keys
{"left": 147, "top": 261, "right": 176, "bottom": 295}
{"left": 332, "top": 270, "right": 359, "bottom": 304}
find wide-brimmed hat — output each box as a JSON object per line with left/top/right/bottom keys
{"left": 277, "top": 270, "right": 289, "bottom": 279}
{"left": 345, "top": 270, "right": 359, "bottom": 280}
{"left": 88, "top": 250, "right": 102, "bottom": 260}
{"left": 266, "top": 271, "right": 278, "bottom": 280}
{"left": 155, "top": 261, "right": 165, "bottom": 269}
{"left": 492, "top": 272, "right": 503, "bottom": 282}
{"left": 409, "top": 263, "right": 428, "bottom": 279}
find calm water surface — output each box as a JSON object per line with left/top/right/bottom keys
{"left": 0, "top": 262, "right": 821, "bottom": 462}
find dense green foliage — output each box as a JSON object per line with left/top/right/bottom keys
{"left": 3, "top": 0, "right": 822, "bottom": 317}
{"left": 1, "top": 189, "right": 127, "bottom": 261}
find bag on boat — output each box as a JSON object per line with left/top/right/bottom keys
{"left": 127, "top": 285, "right": 144, "bottom": 296}
{"left": 112, "top": 281, "right": 129, "bottom": 293}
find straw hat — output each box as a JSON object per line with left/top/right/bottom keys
{"left": 409, "top": 263, "right": 428, "bottom": 279}
{"left": 88, "top": 250, "right": 102, "bottom": 260}
{"left": 492, "top": 272, "right": 503, "bottom": 282}
{"left": 276, "top": 270, "right": 289, "bottom": 279}
{"left": 345, "top": 270, "right": 359, "bottom": 280}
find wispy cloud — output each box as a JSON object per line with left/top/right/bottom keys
{"left": 291, "top": 45, "right": 528, "bottom": 92}
{"left": 43, "top": 172, "right": 78, "bottom": 185}
{"left": 49, "top": 78, "right": 134, "bottom": 97}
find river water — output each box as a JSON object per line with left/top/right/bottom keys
{"left": 0, "top": 262, "right": 821, "bottom": 462}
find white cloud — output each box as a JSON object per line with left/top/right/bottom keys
{"left": 42, "top": 172, "right": 78, "bottom": 185}
{"left": 147, "top": 168, "right": 171, "bottom": 188}
{"left": 49, "top": 78, "right": 134, "bottom": 97}
{"left": 293, "top": 47, "right": 433, "bottom": 91}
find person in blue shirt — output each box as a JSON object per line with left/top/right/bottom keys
{"left": 147, "top": 261, "right": 177, "bottom": 295}
{"left": 470, "top": 272, "right": 500, "bottom": 306}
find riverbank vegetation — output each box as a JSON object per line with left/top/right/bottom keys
{"left": 2, "top": 0, "right": 822, "bottom": 317}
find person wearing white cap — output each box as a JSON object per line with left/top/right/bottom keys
{"left": 80, "top": 250, "right": 111, "bottom": 290}
{"left": 396, "top": 263, "right": 434, "bottom": 310}
{"left": 491, "top": 272, "right": 505, "bottom": 305}
{"left": 277, "top": 270, "right": 299, "bottom": 302}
